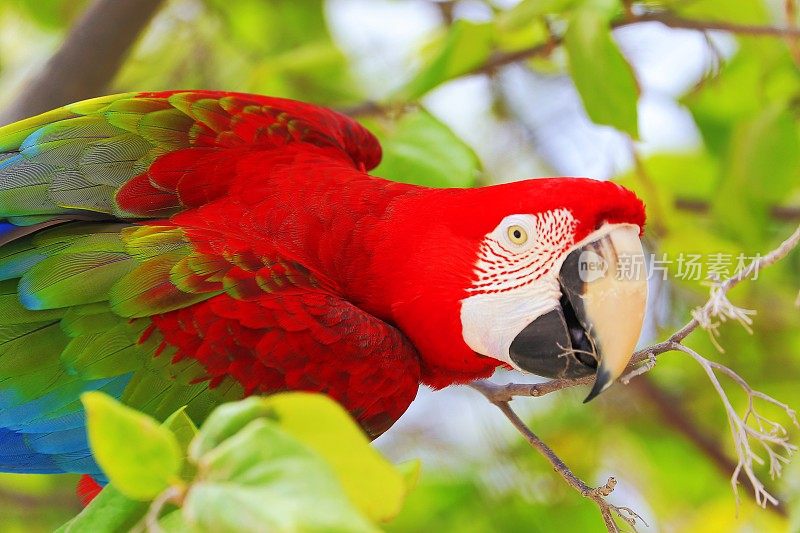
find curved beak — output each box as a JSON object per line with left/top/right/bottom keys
{"left": 508, "top": 225, "right": 647, "bottom": 401}
{"left": 575, "top": 225, "right": 648, "bottom": 401}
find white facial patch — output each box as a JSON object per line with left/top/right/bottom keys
{"left": 460, "top": 209, "right": 577, "bottom": 366}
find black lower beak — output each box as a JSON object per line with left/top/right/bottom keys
{"left": 508, "top": 290, "right": 598, "bottom": 381}
{"left": 507, "top": 226, "right": 647, "bottom": 402}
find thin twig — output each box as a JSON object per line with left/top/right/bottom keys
{"left": 135, "top": 484, "right": 185, "bottom": 533}
{"left": 633, "top": 12, "right": 800, "bottom": 37}
{"left": 674, "top": 198, "right": 800, "bottom": 223}
{"left": 469, "top": 11, "right": 800, "bottom": 77}
{"left": 626, "top": 376, "right": 788, "bottom": 516}
{"left": 469, "top": 391, "right": 646, "bottom": 532}
{"left": 671, "top": 343, "right": 799, "bottom": 508}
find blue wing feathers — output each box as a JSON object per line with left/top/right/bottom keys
{"left": 0, "top": 374, "right": 129, "bottom": 475}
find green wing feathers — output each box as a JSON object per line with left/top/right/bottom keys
{"left": 0, "top": 222, "right": 251, "bottom": 427}
{"left": 0, "top": 220, "right": 318, "bottom": 378}
{"left": 0, "top": 90, "right": 382, "bottom": 224}
{"left": 0, "top": 91, "right": 383, "bottom": 475}
{"left": 0, "top": 93, "right": 157, "bottom": 218}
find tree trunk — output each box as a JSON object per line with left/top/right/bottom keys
{"left": 0, "top": 0, "right": 166, "bottom": 126}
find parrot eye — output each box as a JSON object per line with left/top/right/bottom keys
{"left": 507, "top": 225, "right": 528, "bottom": 245}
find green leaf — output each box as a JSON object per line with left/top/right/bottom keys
{"left": 564, "top": 6, "right": 639, "bottom": 137}
{"left": 189, "top": 396, "right": 275, "bottom": 460}
{"left": 185, "top": 418, "right": 376, "bottom": 532}
{"left": 497, "top": 0, "right": 580, "bottom": 29}
{"left": 81, "top": 392, "right": 182, "bottom": 500}
{"left": 398, "top": 459, "right": 422, "bottom": 493}
{"left": 163, "top": 406, "right": 198, "bottom": 452}
{"left": 11, "top": 0, "right": 87, "bottom": 30}
{"left": 57, "top": 484, "right": 148, "bottom": 533}
{"left": 670, "top": 0, "right": 769, "bottom": 24}
{"left": 363, "top": 108, "right": 480, "bottom": 188}
{"left": 398, "top": 20, "right": 494, "bottom": 100}
{"left": 264, "top": 393, "right": 410, "bottom": 522}
{"left": 192, "top": 393, "right": 412, "bottom": 523}
{"left": 207, "top": 0, "right": 329, "bottom": 53}
{"left": 117, "top": 0, "right": 359, "bottom": 106}
{"left": 157, "top": 510, "right": 193, "bottom": 532}
{"left": 163, "top": 406, "right": 199, "bottom": 481}
{"left": 684, "top": 41, "right": 800, "bottom": 156}
{"left": 493, "top": 0, "right": 569, "bottom": 52}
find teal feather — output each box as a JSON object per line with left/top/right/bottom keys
{"left": 0, "top": 280, "right": 65, "bottom": 324}
{"left": 0, "top": 91, "right": 324, "bottom": 476}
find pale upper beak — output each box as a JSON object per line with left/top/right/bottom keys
{"left": 508, "top": 224, "right": 648, "bottom": 401}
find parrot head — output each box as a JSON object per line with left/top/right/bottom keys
{"left": 371, "top": 177, "right": 647, "bottom": 400}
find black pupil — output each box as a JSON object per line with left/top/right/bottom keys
{"left": 513, "top": 229, "right": 522, "bottom": 239}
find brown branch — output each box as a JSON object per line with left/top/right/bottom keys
{"left": 469, "top": 392, "right": 645, "bottom": 532}
{"left": 346, "top": 12, "right": 800, "bottom": 118}
{"left": 634, "top": 12, "right": 800, "bottom": 37}
{"left": 475, "top": 13, "right": 800, "bottom": 75}
{"left": 434, "top": 0, "right": 457, "bottom": 26}
{"left": 674, "top": 198, "right": 800, "bottom": 222}
{"left": 786, "top": 0, "right": 800, "bottom": 66}
{"left": 0, "top": 0, "right": 166, "bottom": 126}
{"left": 0, "top": 486, "right": 80, "bottom": 511}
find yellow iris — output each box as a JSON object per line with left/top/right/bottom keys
{"left": 507, "top": 225, "right": 527, "bottom": 245}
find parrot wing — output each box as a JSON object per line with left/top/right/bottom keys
{"left": 0, "top": 90, "right": 380, "bottom": 227}
{"left": 0, "top": 92, "right": 418, "bottom": 479}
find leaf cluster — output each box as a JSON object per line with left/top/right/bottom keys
{"left": 61, "top": 393, "right": 417, "bottom": 532}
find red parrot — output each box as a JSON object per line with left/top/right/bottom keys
{"left": 0, "top": 91, "right": 647, "bottom": 489}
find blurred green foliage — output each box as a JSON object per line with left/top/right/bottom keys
{"left": 565, "top": 1, "right": 640, "bottom": 137}
{"left": 0, "top": 0, "right": 798, "bottom": 531}
{"left": 64, "top": 393, "right": 413, "bottom": 531}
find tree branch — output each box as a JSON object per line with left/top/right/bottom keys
{"left": 469, "top": 223, "right": 800, "bottom": 530}
{"left": 0, "top": 0, "right": 166, "bottom": 126}
{"left": 345, "top": 11, "right": 800, "bottom": 118}
{"left": 0, "top": 486, "right": 80, "bottom": 511}
{"left": 474, "top": 12, "right": 800, "bottom": 76}
{"left": 470, "top": 393, "right": 646, "bottom": 532}
{"left": 674, "top": 198, "right": 800, "bottom": 222}
{"left": 670, "top": 342, "right": 798, "bottom": 508}
{"left": 633, "top": 12, "right": 800, "bottom": 37}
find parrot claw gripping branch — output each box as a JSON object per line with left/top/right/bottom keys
{"left": 0, "top": 90, "right": 794, "bottom": 531}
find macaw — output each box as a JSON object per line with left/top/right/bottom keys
{"left": 0, "top": 91, "right": 647, "bottom": 497}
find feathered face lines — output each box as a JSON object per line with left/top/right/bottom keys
{"left": 467, "top": 209, "right": 577, "bottom": 295}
